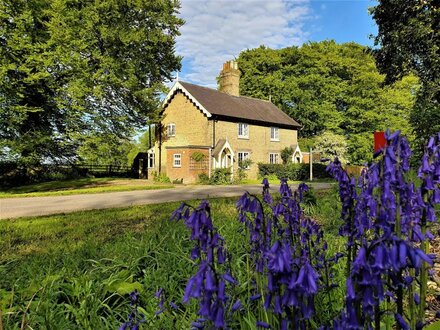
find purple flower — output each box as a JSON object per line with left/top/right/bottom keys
{"left": 256, "top": 321, "right": 271, "bottom": 328}
{"left": 394, "top": 313, "right": 409, "bottom": 330}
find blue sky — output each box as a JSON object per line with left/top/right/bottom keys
{"left": 175, "top": 0, "right": 378, "bottom": 87}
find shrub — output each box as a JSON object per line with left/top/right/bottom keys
{"left": 152, "top": 171, "right": 171, "bottom": 183}
{"left": 258, "top": 163, "right": 331, "bottom": 181}
{"left": 197, "top": 172, "right": 210, "bottom": 184}
{"left": 280, "top": 147, "right": 294, "bottom": 164}
{"left": 235, "top": 158, "right": 253, "bottom": 184}
{"left": 209, "top": 168, "right": 231, "bottom": 184}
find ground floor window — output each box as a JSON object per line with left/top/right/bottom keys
{"left": 173, "top": 154, "right": 181, "bottom": 167}
{"left": 269, "top": 153, "right": 280, "bottom": 164}
{"left": 148, "top": 153, "right": 155, "bottom": 168}
{"left": 237, "top": 151, "right": 250, "bottom": 169}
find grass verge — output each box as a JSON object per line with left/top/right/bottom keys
{"left": 0, "top": 177, "right": 173, "bottom": 198}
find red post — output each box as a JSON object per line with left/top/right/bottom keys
{"left": 374, "top": 131, "right": 386, "bottom": 152}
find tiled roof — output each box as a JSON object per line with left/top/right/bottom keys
{"left": 166, "top": 81, "right": 301, "bottom": 129}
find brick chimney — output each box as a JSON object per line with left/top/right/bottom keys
{"left": 219, "top": 60, "right": 240, "bottom": 96}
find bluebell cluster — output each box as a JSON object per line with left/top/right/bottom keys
{"left": 237, "top": 179, "right": 340, "bottom": 329}
{"left": 119, "top": 290, "right": 145, "bottom": 330}
{"left": 171, "top": 200, "right": 239, "bottom": 329}
{"left": 327, "top": 130, "right": 439, "bottom": 329}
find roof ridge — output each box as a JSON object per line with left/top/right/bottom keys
{"left": 179, "top": 81, "right": 272, "bottom": 103}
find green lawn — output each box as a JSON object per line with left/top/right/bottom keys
{"left": 0, "top": 177, "right": 173, "bottom": 198}
{"left": 0, "top": 189, "right": 345, "bottom": 329}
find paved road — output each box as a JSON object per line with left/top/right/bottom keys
{"left": 0, "top": 183, "right": 332, "bottom": 219}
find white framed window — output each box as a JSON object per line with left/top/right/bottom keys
{"left": 270, "top": 127, "right": 279, "bottom": 141}
{"left": 167, "top": 123, "right": 176, "bottom": 137}
{"left": 238, "top": 123, "right": 249, "bottom": 139}
{"left": 237, "top": 151, "right": 250, "bottom": 169}
{"left": 147, "top": 153, "right": 155, "bottom": 168}
{"left": 269, "top": 153, "right": 280, "bottom": 164}
{"left": 173, "top": 154, "right": 181, "bottom": 167}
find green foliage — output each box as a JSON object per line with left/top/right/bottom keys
{"left": 298, "top": 137, "right": 316, "bottom": 151}
{"left": 258, "top": 163, "right": 330, "bottom": 181}
{"left": 0, "top": 177, "right": 172, "bottom": 198}
{"left": 127, "top": 127, "right": 156, "bottom": 167}
{"left": 209, "top": 168, "right": 232, "bottom": 184}
{"left": 237, "top": 41, "right": 418, "bottom": 164}
{"left": 234, "top": 158, "right": 253, "bottom": 184}
{"left": 197, "top": 173, "right": 210, "bottom": 184}
{"left": 280, "top": 147, "right": 294, "bottom": 164}
{"left": 190, "top": 151, "right": 206, "bottom": 162}
{"left": 302, "top": 187, "right": 317, "bottom": 206}
{"left": 314, "top": 131, "right": 349, "bottom": 164}
{"left": 77, "top": 134, "right": 135, "bottom": 166}
{"left": 152, "top": 171, "right": 171, "bottom": 183}
{"left": 371, "top": 0, "right": 439, "bottom": 157}
{"left": 0, "top": 0, "right": 183, "bottom": 167}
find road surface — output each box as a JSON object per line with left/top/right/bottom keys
{"left": 0, "top": 183, "right": 332, "bottom": 219}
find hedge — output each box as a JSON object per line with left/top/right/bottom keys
{"left": 258, "top": 163, "right": 331, "bottom": 181}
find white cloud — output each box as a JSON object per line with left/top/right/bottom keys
{"left": 175, "top": 0, "right": 313, "bottom": 87}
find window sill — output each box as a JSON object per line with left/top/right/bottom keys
{"left": 270, "top": 139, "right": 280, "bottom": 142}
{"left": 238, "top": 136, "right": 249, "bottom": 140}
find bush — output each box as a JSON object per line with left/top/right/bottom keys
{"left": 209, "top": 168, "right": 231, "bottom": 184}
{"left": 281, "top": 147, "right": 294, "bottom": 164}
{"left": 197, "top": 173, "right": 210, "bottom": 184}
{"left": 152, "top": 171, "right": 171, "bottom": 183}
{"left": 258, "top": 163, "right": 331, "bottom": 181}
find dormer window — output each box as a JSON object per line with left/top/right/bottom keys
{"left": 270, "top": 127, "right": 279, "bottom": 141}
{"left": 167, "top": 123, "right": 176, "bottom": 137}
{"left": 238, "top": 123, "right": 249, "bottom": 139}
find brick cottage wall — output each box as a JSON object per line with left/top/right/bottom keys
{"left": 166, "top": 147, "right": 209, "bottom": 183}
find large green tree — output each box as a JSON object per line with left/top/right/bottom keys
{"left": 371, "top": 0, "right": 440, "bottom": 153}
{"left": 237, "top": 41, "right": 419, "bottom": 164}
{"left": 0, "top": 0, "right": 183, "bottom": 166}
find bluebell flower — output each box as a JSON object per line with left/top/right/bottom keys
{"left": 256, "top": 321, "right": 270, "bottom": 328}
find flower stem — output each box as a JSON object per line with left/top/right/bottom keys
{"left": 419, "top": 193, "right": 429, "bottom": 322}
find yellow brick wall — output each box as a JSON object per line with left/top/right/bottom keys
{"left": 213, "top": 121, "right": 298, "bottom": 179}
{"left": 158, "top": 92, "right": 211, "bottom": 174}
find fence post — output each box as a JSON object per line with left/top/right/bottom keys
{"left": 309, "top": 147, "right": 313, "bottom": 181}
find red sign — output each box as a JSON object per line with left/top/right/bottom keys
{"left": 374, "top": 131, "right": 386, "bottom": 152}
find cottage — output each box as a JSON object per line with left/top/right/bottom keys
{"left": 150, "top": 61, "right": 303, "bottom": 183}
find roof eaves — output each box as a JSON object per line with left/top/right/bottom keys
{"left": 162, "top": 81, "right": 212, "bottom": 118}
{"left": 211, "top": 114, "right": 301, "bottom": 130}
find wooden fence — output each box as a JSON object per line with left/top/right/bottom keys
{"left": 72, "top": 164, "right": 133, "bottom": 176}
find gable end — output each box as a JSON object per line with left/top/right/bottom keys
{"left": 162, "top": 82, "right": 212, "bottom": 118}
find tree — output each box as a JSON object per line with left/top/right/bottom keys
{"left": 126, "top": 126, "right": 156, "bottom": 166}
{"left": 371, "top": 0, "right": 440, "bottom": 153}
{"left": 314, "top": 131, "right": 349, "bottom": 164}
{"left": 0, "top": 0, "right": 183, "bottom": 167}
{"left": 237, "top": 41, "right": 419, "bottom": 164}
{"left": 77, "top": 134, "right": 135, "bottom": 166}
